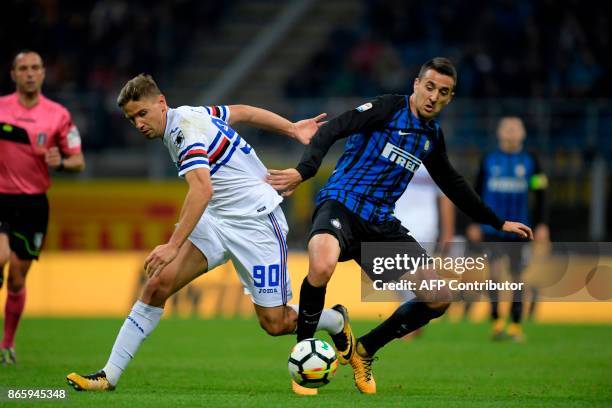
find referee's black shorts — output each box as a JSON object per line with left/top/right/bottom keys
{"left": 0, "top": 193, "right": 49, "bottom": 260}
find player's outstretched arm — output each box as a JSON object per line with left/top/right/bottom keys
{"left": 226, "top": 105, "right": 326, "bottom": 145}
{"left": 266, "top": 95, "right": 405, "bottom": 196}
{"left": 144, "top": 168, "right": 212, "bottom": 277}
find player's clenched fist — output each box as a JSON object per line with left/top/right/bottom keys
{"left": 144, "top": 243, "right": 179, "bottom": 277}
{"left": 44, "top": 146, "right": 62, "bottom": 168}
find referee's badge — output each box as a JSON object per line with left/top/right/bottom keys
{"left": 330, "top": 218, "right": 342, "bottom": 230}
{"left": 37, "top": 132, "right": 47, "bottom": 146}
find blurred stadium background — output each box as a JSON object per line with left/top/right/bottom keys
{"left": 1, "top": 1, "right": 611, "bottom": 326}
{"left": 1, "top": 2, "right": 611, "bottom": 405}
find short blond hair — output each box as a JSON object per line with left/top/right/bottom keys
{"left": 117, "top": 74, "right": 162, "bottom": 108}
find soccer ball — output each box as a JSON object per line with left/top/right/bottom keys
{"left": 288, "top": 338, "right": 338, "bottom": 388}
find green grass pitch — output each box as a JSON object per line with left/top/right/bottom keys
{"left": 2, "top": 318, "right": 611, "bottom": 407}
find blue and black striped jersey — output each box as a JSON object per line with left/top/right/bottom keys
{"left": 476, "top": 149, "right": 547, "bottom": 238}
{"left": 296, "top": 95, "right": 504, "bottom": 229}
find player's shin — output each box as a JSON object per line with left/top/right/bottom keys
{"left": 296, "top": 277, "right": 327, "bottom": 341}
{"left": 288, "top": 304, "right": 343, "bottom": 335}
{"left": 102, "top": 301, "right": 163, "bottom": 386}
{"left": 358, "top": 300, "right": 445, "bottom": 356}
{"left": 1, "top": 288, "right": 26, "bottom": 350}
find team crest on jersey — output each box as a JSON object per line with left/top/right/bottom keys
{"left": 330, "top": 218, "right": 342, "bottom": 230}
{"left": 170, "top": 127, "right": 185, "bottom": 148}
{"left": 515, "top": 164, "right": 526, "bottom": 177}
{"left": 356, "top": 102, "right": 373, "bottom": 112}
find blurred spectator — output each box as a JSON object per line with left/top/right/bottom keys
{"left": 1, "top": 0, "right": 229, "bottom": 150}
{"left": 285, "top": 0, "right": 610, "bottom": 100}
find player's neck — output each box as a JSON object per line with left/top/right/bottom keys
{"left": 499, "top": 143, "right": 522, "bottom": 153}
{"left": 408, "top": 94, "right": 419, "bottom": 119}
{"left": 17, "top": 91, "right": 41, "bottom": 109}
{"left": 160, "top": 109, "right": 169, "bottom": 137}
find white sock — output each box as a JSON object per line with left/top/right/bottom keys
{"left": 288, "top": 304, "right": 344, "bottom": 336}
{"left": 102, "top": 301, "right": 163, "bottom": 386}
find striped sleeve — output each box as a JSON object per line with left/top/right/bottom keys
{"left": 204, "top": 105, "right": 230, "bottom": 122}
{"left": 177, "top": 142, "right": 210, "bottom": 177}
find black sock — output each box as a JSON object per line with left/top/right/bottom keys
{"left": 511, "top": 289, "right": 523, "bottom": 323}
{"left": 490, "top": 287, "right": 499, "bottom": 320}
{"left": 296, "top": 277, "right": 327, "bottom": 341}
{"left": 359, "top": 300, "right": 445, "bottom": 356}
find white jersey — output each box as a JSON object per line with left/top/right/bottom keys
{"left": 394, "top": 166, "right": 441, "bottom": 243}
{"left": 162, "top": 105, "right": 282, "bottom": 218}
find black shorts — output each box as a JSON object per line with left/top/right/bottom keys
{"left": 0, "top": 193, "right": 49, "bottom": 260}
{"left": 309, "top": 200, "right": 428, "bottom": 280}
{"left": 483, "top": 234, "right": 529, "bottom": 276}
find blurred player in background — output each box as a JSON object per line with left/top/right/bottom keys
{"left": 0, "top": 50, "right": 85, "bottom": 365}
{"left": 394, "top": 166, "right": 455, "bottom": 338}
{"left": 66, "top": 74, "right": 351, "bottom": 396}
{"left": 395, "top": 166, "right": 455, "bottom": 254}
{"left": 467, "top": 116, "right": 548, "bottom": 342}
{"left": 267, "top": 57, "right": 532, "bottom": 394}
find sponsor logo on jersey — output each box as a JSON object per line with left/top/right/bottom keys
{"left": 356, "top": 102, "right": 373, "bottom": 112}
{"left": 15, "top": 117, "right": 36, "bottom": 123}
{"left": 487, "top": 177, "right": 528, "bottom": 193}
{"left": 381, "top": 142, "right": 421, "bottom": 172}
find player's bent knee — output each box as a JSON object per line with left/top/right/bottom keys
{"left": 143, "top": 275, "right": 173, "bottom": 305}
{"left": 7, "top": 276, "right": 25, "bottom": 292}
{"left": 0, "top": 250, "right": 9, "bottom": 266}
{"left": 308, "top": 263, "right": 334, "bottom": 284}
{"left": 259, "top": 319, "right": 290, "bottom": 337}
{"left": 308, "top": 255, "right": 337, "bottom": 283}
{"left": 0, "top": 235, "right": 9, "bottom": 265}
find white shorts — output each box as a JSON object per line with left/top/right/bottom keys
{"left": 188, "top": 206, "right": 292, "bottom": 307}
